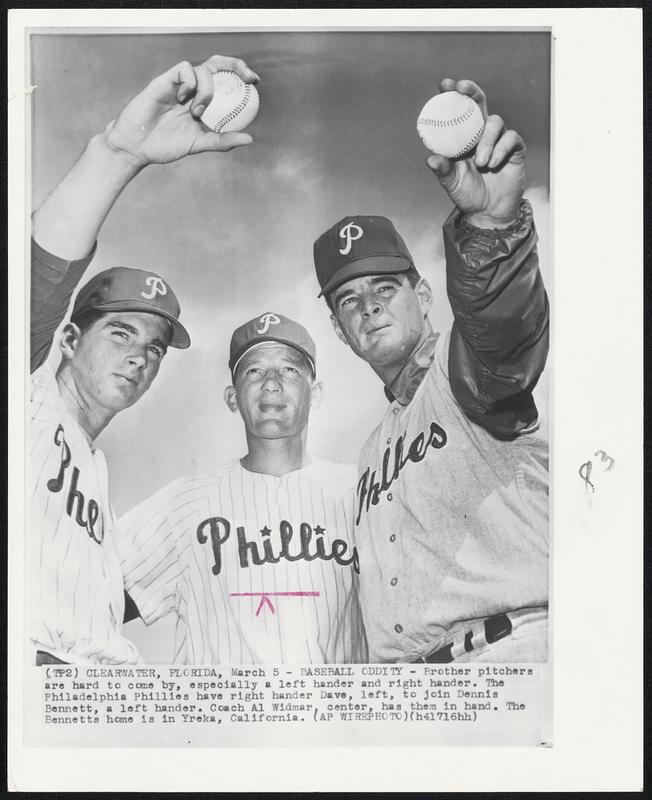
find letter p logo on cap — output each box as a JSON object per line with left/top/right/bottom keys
{"left": 141, "top": 276, "right": 168, "bottom": 300}
{"left": 256, "top": 312, "right": 281, "bottom": 335}
{"left": 338, "top": 222, "right": 363, "bottom": 255}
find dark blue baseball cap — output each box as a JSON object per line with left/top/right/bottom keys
{"left": 313, "top": 215, "right": 414, "bottom": 298}
{"left": 229, "top": 312, "right": 316, "bottom": 378}
{"left": 71, "top": 266, "right": 190, "bottom": 348}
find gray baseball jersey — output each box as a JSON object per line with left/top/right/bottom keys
{"left": 116, "top": 458, "right": 366, "bottom": 663}
{"left": 355, "top": 329, "right": 548, "bottom": 663}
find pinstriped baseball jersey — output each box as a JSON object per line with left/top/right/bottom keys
{"left": 116, "top": 459, "right": 366, "bottom": 663}
{"left": 355, "top": 329, "right": 548, "bottom": 663}
{"left": 30, "top": 364, "right": 140, "bottom": 664}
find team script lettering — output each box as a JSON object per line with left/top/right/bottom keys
{"left": 196, "top": 517, "right": 360, "bottom": 575}
{"left": 46, "top": 424, "right": 103, "bottom": 544}
{"left": 356, "top": 421, "right": 447, "bottom": 524}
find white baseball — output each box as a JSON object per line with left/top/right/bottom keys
{"left": 416, "top": 91, "right": 485, "bottom": 158}
{"left": 200, "top": 70, "right": 260, "bottom": 133}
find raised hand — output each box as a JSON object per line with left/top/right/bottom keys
{"left": 102, "top": 55, "right": 260, "bottom": 168}
{"left": 33, "top": 55, "right": 260, "bottom": 260}
{"left": 426, "top": 79, "right": 526, "bottom": 228}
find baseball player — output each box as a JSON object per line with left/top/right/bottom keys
{"left": 30, "top": 54, "right": 259, "bottom": 665}
{"left": 313, "top": 78, "right": 549, "bottom": 664}
{"left": 116, "top": 313, "right": 366, "bottom": 664}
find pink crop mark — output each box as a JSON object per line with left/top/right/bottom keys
{"left": 230, "top": 591, "right": 320, "bottom": 616}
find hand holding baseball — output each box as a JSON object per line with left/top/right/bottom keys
{"left": 424, "top": 79, "right": 526, "bottom": 228}
{"left": 101, "top": 55, "right": 260, "bottom": 168}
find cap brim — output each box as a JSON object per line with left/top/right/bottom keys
{"left": 318, "top": 255, "right": 412, "bottom": 298}
{"left": 231, "top": 339, "right": 316, "bottom": 378}
{"left": 74, "top": 300, "right": 191, "bottom": 349}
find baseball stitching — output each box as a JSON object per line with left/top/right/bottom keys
{"left": 417, "top": 103, "right": 475, "bottom": 129}
{"left": 209, "top": 77, "right": 253, "bottom": 132}
{"left": 449, "top": 123, "right": 483, "bottom": 158}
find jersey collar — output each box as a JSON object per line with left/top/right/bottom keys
{"left": 383, "top": 329, "right": 439, "bottom": 406}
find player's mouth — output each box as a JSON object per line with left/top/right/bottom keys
{"left": 259, "top": 402, "right": 287, "bottom": 412}
{"left": 364, "top": 323, "right": 391, "bottom": 336}
{"left": 114, "top": 373, "right": 139, "bottom": 387}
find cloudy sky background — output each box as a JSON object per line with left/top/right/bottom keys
{"left": 31, "top": 31, "right": 550, "bottom": 659}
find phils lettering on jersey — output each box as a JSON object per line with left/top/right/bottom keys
{"left": 356, "top": 420, "right": 448, "bottom": 525}
{"left": 46, "top": 423, "right": 104, "bottom": 544}
{"left": 196, "top": 516, "right": 360, "bottom": 575}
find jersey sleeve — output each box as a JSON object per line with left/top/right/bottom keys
{"left": 31, "top": 238, "right": 96, "bottom": 373}
{"left": 443, "top": 198, "right": 549, "bottom": 439}
{"left": 115, "top": 483, "right": 184, "bottom": 626}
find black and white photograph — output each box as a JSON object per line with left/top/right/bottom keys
{"left": 8, "top": 8, "right": 642, "bottom": 793}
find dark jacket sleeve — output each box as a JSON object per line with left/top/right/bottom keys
{"left": 443, "top": 198, "right": 549, "bottom": 439}
{"left": 31, "top": 238, "right": 96, "bottom": 374}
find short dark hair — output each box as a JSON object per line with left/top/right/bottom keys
{"left": 70, "top": 309, "right": 107, "bottom": 333}
{"left": 70, "top": 309, "right": 173, "bottom": 347}
{"left": 325, "top": 266, "right": 421, "bottom": 313}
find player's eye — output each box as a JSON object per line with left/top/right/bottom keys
{"left": 111, "top": 329, "right": 130, "bottom": 341}
{"left": 245, "top": 366, "right": 262, "bottom": 375}
{"left": 282, "top": 365, "right": 299, "bottom": 374}
{"left": 339, "top": 295, "right": 356, "bottom": 309}
{"left": 148, "top": 345, "right": 163, "bottom": 359}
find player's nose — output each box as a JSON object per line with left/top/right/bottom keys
{"left": 360, "top": 293, "right": 382, "bottom": 318}
{"left": 126, "top": 347, "right": 147, "bottom": 369}
{"left": 261, "top": 369, "right": 282, "bottom": 390}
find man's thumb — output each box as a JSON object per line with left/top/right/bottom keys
{"left": 426, "top": 153, "right": 454, "bottom": 178}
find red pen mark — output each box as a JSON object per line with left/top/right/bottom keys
{"left": 230, "top": 591, "right": 320, "bottom": 616}
{"left": 256, "top": 596, "right": 275, "bottom": 616}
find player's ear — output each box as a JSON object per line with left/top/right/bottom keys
{"left": 223, "top": 386, "right": 239, "bottom": 414}
{"left": 58, "top": 322, "right": 82, "bottom": 360}
{"left": 310, "top": 379, "right": 324, "bottom": 409}
{"left": 415, "top": 278, "right": 433, "bottom": 315}
{"left": 330, "top": 313, "right": 350, "bottom": 346}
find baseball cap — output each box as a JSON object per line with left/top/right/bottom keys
{"left": 313, "top": 215, "right": 414, "bottom": 298}
{"left": 229, "top": 312, "right": 316, "bottom": 378}
{"left": 71, "top": 267, "right": 190, "bottom": 349}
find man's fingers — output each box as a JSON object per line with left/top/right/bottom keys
{"left": 147, "top": 60, "right": 198, "bottom": 104}
{"left": 193, "top": 130, "right": 254, "bottom": 153}
{"left": 189, "top": 64, "right": 216, "bottom": 119}
{"left": 486, "top": 129, "right": 526, "bottom": 169}
{"left": 201, "top": 54, "right": 260, "bottom": 84}
{"left": 474, "top": 114, "right": 505, "bottom": 167}
{"left": 174, "top": 61, "right": 198, "bottom": 104}
{"left": 449, "top": 78, "right": 488, "bottom": 119}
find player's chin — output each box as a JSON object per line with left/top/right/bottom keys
{"left": 255, "top": 423, "right": 297, "bottom": 439}
{"left": 361, "top": 337, "right": 403, "bottom": 365}
{"left": 106, "top": 384, "right": 144, "bottom": 412}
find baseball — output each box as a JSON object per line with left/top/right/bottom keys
{"left": 200, "top": 70, "right": 260, "bottom": 133}
{"left": 416, "top": 90, "right": 485, "bottom": 158}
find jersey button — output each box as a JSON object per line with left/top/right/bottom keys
{"left": 389, "top": 534, "right": 396, "bottom": 542}
{"left": 390, "top": 577, "right": 398, "bottom": 586}
{"left": 387, "top": 493, "right": 393, "bottom": 501}
{"left": 386, "top": 437, "right": 392, "bottom": 445}
{"left": 394, "top": 623, "right": 403, "bottom": 634}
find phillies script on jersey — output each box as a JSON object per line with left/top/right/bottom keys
{"left": 196, "top": 516, "right": 360, "bottom": 575}
{"left": 117, "top": 459, "right": 366, "bottom": 663}
{"left": 46, "top": 423, "right": 105, "bottom": 545}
